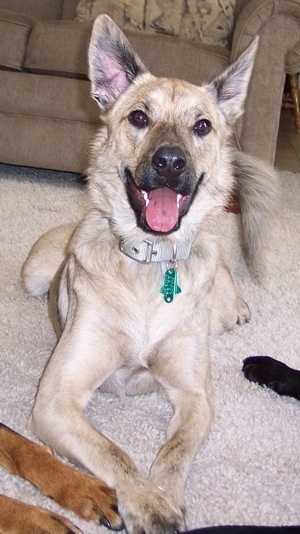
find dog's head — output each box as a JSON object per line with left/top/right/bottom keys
{"left": 88, "top": 15, "right": 258, "bottom": 239}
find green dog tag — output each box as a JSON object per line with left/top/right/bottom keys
{"left": 161, "top": 267, "right": 181, "bottom": 303}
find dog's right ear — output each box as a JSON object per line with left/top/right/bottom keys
{"left": 89, "top": 14, "right": 148, "bottom": 109}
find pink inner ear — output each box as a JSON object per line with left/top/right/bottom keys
{"left": 103, "top": 56, "right": 129, "bottom": 94}
{"left": 112, "top": 70, "right": 128, "bottom": 93}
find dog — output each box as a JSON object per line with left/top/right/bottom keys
{"left": 0, "top": 422, "right": 122, "bottom": 533}
{"left": 20, "top": 14, "right": 278, "bottom": 534}
{"left": 243, "top": 356, "right": 300, "bottom": 401}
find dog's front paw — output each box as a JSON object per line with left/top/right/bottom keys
{"left": 242, "top": 356, "right": 300, "bottom": 400}
{"left": 56, "top": 470, "right": 123, "bottom": 531}
{"left": 117, "top": 484, "right": 185, "bottom": 534}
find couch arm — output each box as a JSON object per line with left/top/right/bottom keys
{"left": 230, "top": 0, "right": 300, "bottom": 164}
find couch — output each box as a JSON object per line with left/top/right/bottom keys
{"left": 0, "top": 0, "right": 299, "bottom": 174}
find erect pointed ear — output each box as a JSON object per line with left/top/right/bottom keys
{"left": 88, "top": 14, "right": 148, "bottom": 109}
{"left": 207, "top": 37, "right": 259, "bottom": 124}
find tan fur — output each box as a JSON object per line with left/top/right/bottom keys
{"left": 22, "top": 15, "right": 278, "bottom": 534}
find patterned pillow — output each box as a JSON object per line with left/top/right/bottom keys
{"left": 76, "top": 0, "right": 236, "bottom": 48}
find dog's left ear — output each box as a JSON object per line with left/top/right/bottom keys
{"left": 89, "top": 14, "right": 148, "bottom": 109}
{"left": 208, "top": 37, "right": 259, "bottom": 123}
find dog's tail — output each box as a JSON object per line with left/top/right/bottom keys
{"left": 233, "top": 152, "right": 279, "bottom": 278}
{"left": 21, "top": 223, "right": 77, "bottom": 297}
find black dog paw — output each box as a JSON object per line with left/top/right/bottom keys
{"left": 242, "top": 356, "right": 300, "bottom": 401}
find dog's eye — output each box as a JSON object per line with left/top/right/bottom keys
{"left": 128, "top": 110, "right": 149, "bottom": 129}
{"left": 193, "top": 119, "right": 212, "bottom": 137}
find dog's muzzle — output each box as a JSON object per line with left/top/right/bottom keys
{"left": 125, "top": 146, "right": 203, "bottom": 234}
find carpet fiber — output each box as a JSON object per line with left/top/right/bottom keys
{"left": 0, "top": 163, "right": 299, "bottom": 533}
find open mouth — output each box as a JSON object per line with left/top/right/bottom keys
{"left": 125, "top": 169, "right": 197, "bottom": 234}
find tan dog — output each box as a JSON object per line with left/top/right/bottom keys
{"left": 22, "top": 15, "right": 278, "bottom": 534}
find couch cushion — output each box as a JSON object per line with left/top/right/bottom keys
{"left": 61, "top": 0, "right": 78, "bottom": 20}
{"left": 76, "top": 0, "right": 236, "bottom": 48}
{"left": 128, "top": 32, "right": 230, "bottom": 86}
{"left": 0, "top": 70, "right": 99, "bottom": 123}
{"left": 0, "top": 10, "right": 35, "bottom": 70}
{"left": 0, "top": 0, "right": 63, "bottom": 20}
{"left": 24, "top": 20, "right": 92, "bottom": 78}
{"left": 24, "top": 18, "right": 229, "bottom": 85}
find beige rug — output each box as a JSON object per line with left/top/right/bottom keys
{"left": 0, "top": 163, "right": 299, "bottom": 533}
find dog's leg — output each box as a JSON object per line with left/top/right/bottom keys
{"left": 0, "top": 423, "right": 122, "bottom": 531}
{"left": 0, "top": 494, "right": 82, "bottom": 534}
{"left": 148, "top": 334, "right": 214, "bottom": 516}
{"left": 30, "top": 307, "right": 185, "bottom": 534}
{"left": 210, "top": 262, "right": 250, "bottom": 334}
{"left": 243, "top": 356, "right": 300, "bottom": 400}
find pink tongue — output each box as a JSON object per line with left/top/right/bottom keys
{"left": 145, "top": 187, "right": 179, "bottom": 233}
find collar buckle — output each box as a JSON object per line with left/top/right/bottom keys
{"left": 119, "top": 238, "right": 191, "bottom": 263}
{"left": 119, "top": 239, "right": 156, "bottom": 263}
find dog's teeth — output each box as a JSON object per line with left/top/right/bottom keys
{"left": 143, "top": 191, "right": 149, "bottom": 206}
{"left": 177, "top": 194, "right": 182, "bottom": 207}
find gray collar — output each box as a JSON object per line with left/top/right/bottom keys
{"left": 119, "top": 238, "right": 191, "bottom": 263}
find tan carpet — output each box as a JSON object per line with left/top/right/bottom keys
{"left": 0, "top": 163, "right": 299, "bottom": 533}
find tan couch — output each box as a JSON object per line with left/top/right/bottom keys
{"left": 0, "top": 0, "right": 299, "bottom": 173}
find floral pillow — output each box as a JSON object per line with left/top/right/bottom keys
{"left": 76, "top": 0, "right": 236, "bottom": 48}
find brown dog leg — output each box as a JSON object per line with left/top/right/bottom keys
{"left": 0, "top": 494, "right": 82, "bottom": 534}
{"left": 0, "top": 423, "right": 123, "bottom": 532}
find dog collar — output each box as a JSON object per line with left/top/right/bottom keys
{"left": 119, "top": 238, "right": 191, "bottom": 263}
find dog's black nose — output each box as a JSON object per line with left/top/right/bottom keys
{"left": 152, "top": 146, "right": 186, "bottom": 183}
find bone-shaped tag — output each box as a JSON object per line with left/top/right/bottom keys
{"left": 160, "top": 267, "right": 181, "bottom": 303}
